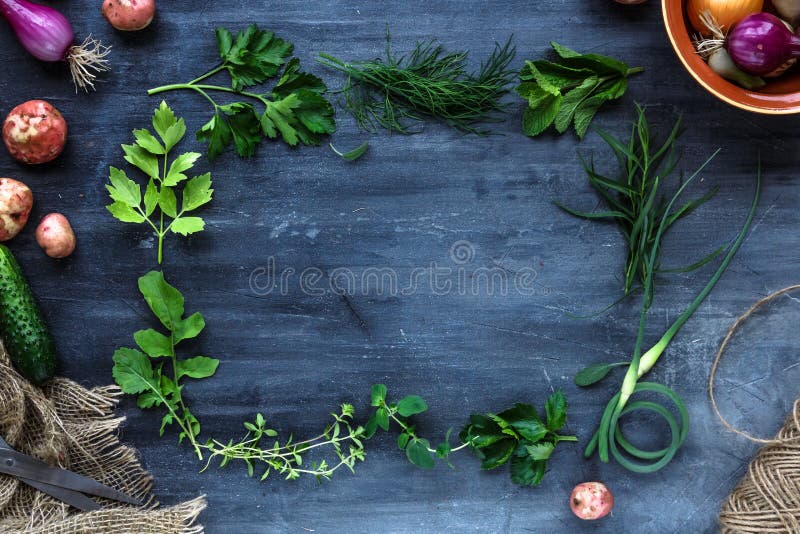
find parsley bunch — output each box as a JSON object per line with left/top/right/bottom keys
{"left": 148, "top": 25, "right": 336, "bottom": 160}
{"left": 113, "top": 271, "right": 367, "bottom": 481}
{"left": 517, "top": 42, "right": 642, "bottom": 139}
{"left": 106, "top": 101, "right": 213, "bottom": 264}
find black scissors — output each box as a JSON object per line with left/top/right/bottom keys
{"left": 0, "top": 435, "right": 142, "bottom": 511}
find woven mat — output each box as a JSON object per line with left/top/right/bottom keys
{"left": 0, "top": 347, "right": 205, "bottom": 533}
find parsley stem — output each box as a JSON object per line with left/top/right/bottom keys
{"left": 186, "top": 64, "right": 226, "bottom": 86}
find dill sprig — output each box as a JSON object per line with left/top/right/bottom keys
{"left": 318, "top": 32, "right": 516, "bottom": 134}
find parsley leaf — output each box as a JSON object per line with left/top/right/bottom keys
{"left": 517, "top": 43, "right": 642, "bottom": 139}
{"left": 217, "top": 25, "right": 293, "bottom": 91}
{"left": 148, "top": 25, "right": 335, "bottom": 160}
{"left": 106, "top": 101, "right": 213, "bottom": 264}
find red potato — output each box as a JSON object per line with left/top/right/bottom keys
{"left": 570, "top": 482, "right": 614, "bottom": 520}
{"left": 0, "top": 178, "right": 33, "bottom": 241}
{"left": 36, "top": 213, "right": 76, "bottom": 258}
{"left": 102, "top": 0, "right": 156, "bottom": 31}
{"left": 2, "top": 100, "right": 68, "bottom": 164}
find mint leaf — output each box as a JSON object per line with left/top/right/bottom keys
{"left": 517, "top": 45, "right": 640, "bottom": 139}
{"left": 375, "top": 407, "right": 390, "bottom": 431}
{"left": 545, "top": 390, "right": 567, "bottom": 431}
{"left": 177, "top": 356, "right": 220, "bottom": 380}
{"left": 134, "top": 329, "right": 172, "bottom": 358}
{"left": 554, "top": 76, "right": 599, "bottom": 133}
{"left": 522, "top": 94, "right": 561, "bottom": 137}
{"left": 406, "top": 439, "right": 435, "bottom": 469}
{"left": 370, "top": 384, "right": 387, "bottom": 407}
{"left": 396, "top": 395, "right": 428, "bottom": 417}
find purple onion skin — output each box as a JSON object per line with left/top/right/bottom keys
{"left": 727, "top": 12, "right": 800, "bottom": 76}
{"left": 0, "top": 0, "right": 74, "bottom": 62}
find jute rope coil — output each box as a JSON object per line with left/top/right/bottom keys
{"left": 710, "top": 285, "right": 800, "bottom": 533}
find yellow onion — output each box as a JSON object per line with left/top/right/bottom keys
{"left": 687, "top": 0, "right": 764, "bottom": 35}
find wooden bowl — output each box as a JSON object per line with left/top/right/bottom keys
{"left": 663, "top": 0, "right": 800, "bottom": 113}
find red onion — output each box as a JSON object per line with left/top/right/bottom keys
{"left": 0, "top": 0, "right": 111, "bottom": 91}
{"left": 727, "top": 12, "right": 800, "bottom": 76}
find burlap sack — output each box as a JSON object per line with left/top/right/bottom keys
{"left": 0, "top": 347, "right": 205, "bottom": 533}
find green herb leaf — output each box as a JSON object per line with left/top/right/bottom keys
{"left": 375, "top": 407, "right": 390, "bottom": 431}
{"left": 134, "top": 329, "right": 172, "bottom": 358}
{"left": 165, "top": 152, "right": 202, "bottom": 186}
{"left": 406, "top": 439, "right": 435, "bottom": 469}
{"left": 143, "top": 179, "right": 159, "bottom": 217}
{"left": 133, "top": 129, "right": 165, "bottom": 155}
{"left": 476, "top": 438, "right": 516, "bottom": 470}
{"left": 107, "top": 167, "right": 142, "bottom": 207}
{"left": 182, "top": 173, "right": 214, "bottom": 212}
{"left": 217, "top": 25, "right": 293, "bottom": 91}
{"left": 138, "top": 271, "right": 185, "bottom": 331}
{"left": 396, "top": 395, "right": 428, "bottom": 417}
{"left": 177, "top": 356, "right": 220, "bottom": 380}
{"left": 330, "top": 141, "right": 369, "bottom": 161}
{"left": 198, "top": 103, "right": 262, "bottom": 160}
{"left": 545, "top": 390, "right": 567, "bottom": 431}
{"left": 522, "top": 94, "right": 561, "bottom": 137}
{"left": 527, "top": 442, "right": 555, "bottom": 461}
{"left": 370, "top": 384, "right": 387, "bottom": 407}
{"left": 397, "top": 432, "right": 410, "bottom": 450}
{"left": 112, "top": 348, "right": 159, "bottom": 395}
{"left": 158, "top": 186, "right": 177, "bottom": 218}
{"left": 174, "top": 312, "right": 206, "bottom": 342}
{"left": 170, "top": 217, "right": 205, "bottom": 236}
{"left": 496, "top": 403, "right": 548, "bottom": 442}
{"left": 107, "top": 202, "right": 145, "bottom": 224}
{"left": 122, "top": 144, "right": 160, "bottom": 180}
{"left": 152, "top": 101, "right": 186, "bottom": 151}
{"left": 509, "top": 456, "right": 546, "bottom": 486}
{"left": 574, "top": 362, "right": 627, "bottom": 387}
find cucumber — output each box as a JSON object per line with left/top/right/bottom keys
{"left": 0, "top": 244, "right": 57, "bottom": 384}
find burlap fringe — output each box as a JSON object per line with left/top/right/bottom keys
{"left": 0, "top": 347, "right": 205, "bottom": 533}
{"left": 712, "top": 286, "right": 800, "bottom": 533}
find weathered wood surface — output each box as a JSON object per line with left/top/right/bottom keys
{"left": 1, "top": 1, "right": 798, "bottom": 532}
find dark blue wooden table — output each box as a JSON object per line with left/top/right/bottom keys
{"left": 1, "top": 1, "right": 798, "bottom": 532}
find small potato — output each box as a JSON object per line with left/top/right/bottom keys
{"left": 102, "top": 0, "right": 156, "bottom": 31}
{"left": 570, "top": 481, "right": 614, "bottom": 520}
{"left": 0, "top": 178, "right": 33, "bottom": 242}
{"left": 3, "top": 100, "right": 68, "bottom": 164}
{"left": 36, "top": 213, "right": 76, "bottom": 259}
